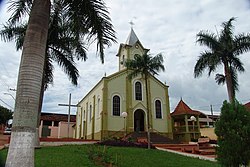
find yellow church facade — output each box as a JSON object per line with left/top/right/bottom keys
{"left": 75, "top": 29, "right": 173, "bottom": 140}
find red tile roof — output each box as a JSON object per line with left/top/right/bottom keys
{"left": 40, "top": 113, "right": 76, "bottom": 122}
{"left": 244, "top": 102, "right": 250, "bottom": 112}
{"left": 171, "top": 99, "right": 200, "bottom": 116}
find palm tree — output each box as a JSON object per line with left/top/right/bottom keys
{"left": 194, "top": 17, "right": 250, "bottom": 103}
{"left": 1, "top": 4, "right": 86, "bottom": 148}
{"left": 4, "top": 0, "right": 116, "bottom": 166}
{"left": 125, "top": 52, "right": 165, "bottom": 149}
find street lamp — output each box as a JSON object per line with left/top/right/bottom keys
{"left": 190, "top": 116, "right": 197, "bottom": 139}
{"left": 4, "top": 93, "right": 15, "bottom": 100}
{"left": 121, "top": 112, "right": 128, "bottom": 136}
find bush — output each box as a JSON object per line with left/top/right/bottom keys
{"left": 97, "top": 139, "right": 156, "bottom": 149}
{"left": 87, "top": 145, "right": 118, "bottom": 166}
{"left": 215, "top": 100, "right": 250, "bottom": 167}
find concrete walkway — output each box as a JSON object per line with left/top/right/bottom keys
{"left": 2, "top": 141, "right": 98, "bottom": 149}
{"left": 40, "top": 141, "right": 98, "bottom": 146}
{"left": 156, "top": 147, "right": 216, "bottom": 162}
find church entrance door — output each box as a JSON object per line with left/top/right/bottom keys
{"left": 134, "top": 109, "right": 145, "bottom": 132}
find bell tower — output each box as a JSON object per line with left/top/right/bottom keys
{"left": 116, "top": 28, "right": 149, "bottom": 71}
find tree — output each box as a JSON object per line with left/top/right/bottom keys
{"left": 0, "top": 105, "right": 12, "bottom": 125}
{"left": 1, "top": 3, "right": 86, "bottom": 148}
{"left": 5, "top": 0, "right": 116, "bottom": 166}
{"left": 125, "top": 52, "right": 165, "bottom": 149}
{"left": 194, "top": 17, "right": 250, "bottom": 103}
{"left": 215, "top": 100, "right": 250, "bottom": 167}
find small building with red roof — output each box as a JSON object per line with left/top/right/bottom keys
{"left": 39, "top": 112, "right": 76, "bottom": 138}
{"left": 171, "top": 99, "right": 201, "bottom": 142}
{"left": 244, "top": 102, "right": 250, "bottom": 112}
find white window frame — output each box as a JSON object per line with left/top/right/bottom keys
{"left": 112, "top": 94, "right": 121, "bottom": 116}
{"left": 134, "top": 80, "right": 143, "bottom": 101}
{"left": 155, "top": 99, "right": 163, "bottom": 119}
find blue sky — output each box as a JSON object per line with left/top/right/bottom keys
{"left": 0, "top": 0, "right": 250, "bottom": 115}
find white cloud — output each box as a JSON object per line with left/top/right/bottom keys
{"left": 0, "top": 0, "right": 250, "bottom": 115}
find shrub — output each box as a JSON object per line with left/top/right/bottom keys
{"left": 86, "top": 145, "right": 119, "bottom": 166}
{"left": 97, "top": 139, "right": 156, "bottom": 149}
{"left": 215, "top": 100, "right": 250, "bottom": 167}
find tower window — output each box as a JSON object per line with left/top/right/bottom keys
{"left": 135, "top": 81, "right": 142, "bottom": 100}
{"left": 121, "top": 55, "right": 125, "bottom": 65}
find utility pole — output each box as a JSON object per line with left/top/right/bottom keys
{"left": 210, "top": 104, "right": 214, "bottom": 127}
{"left": 210, "top": 105, "right": 213, "bottom": 116}
{"left": 58, "top": 93, "right": 78, "bottom": 138}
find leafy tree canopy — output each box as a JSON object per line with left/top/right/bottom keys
{"left": 215, "top": 100, "right": 250, "bottom": 167}
{"left": 0, "top": 105, "right": 13, "bottom": 125}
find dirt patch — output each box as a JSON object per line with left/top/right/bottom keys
{"left": 0, "top": 134, "right": 10, "bottom": 146}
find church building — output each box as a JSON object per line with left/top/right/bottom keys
{"left": 75, "top": 28, "right": 173, "bottom": 140}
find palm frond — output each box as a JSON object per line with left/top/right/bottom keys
{"left": 233, "top": 33, "right": 250, "bottom": 55}
{"left": 7, "top": 0, "right": 32, "bottom": 25}
{"left": 43, "top": 54, "right": 54, "bottom": 90}
{"left": 125, "top": 53, "right": 165, "bottom": 80}
{"left": 230, "top": 66, "right": 239, "bottom": 94}
{"left": 215, "top": 74, "right": 225, "bottom": 85}
{"left": 194, "top": 51, "right": 220, "bottom": 77}
{"left": 64, "top": 0, "right": 116, "bottom": 63}
{"left": 0, "top": 22, "right": 27, "bottom": 50}
{"left": 230, "top": 57, "right": 244, "bottom": 73}
{"left": 220, "top": 17, "right": 235, "bottom": 40}
{"left": 196, "top": 31, "right": 219, "bottom": 50}
{"left": 50, "top": 47, "right": 79, "bottom": 85}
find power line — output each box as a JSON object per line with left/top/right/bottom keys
{"left": 0, "top": 98, "right": 14, "bottom": 110}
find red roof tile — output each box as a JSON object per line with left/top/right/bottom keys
{"left": 244, "top": 102, "right": 250, "bottom": 112}
{"left": 40, "top": 113, "right": 76, "bottom": 122}
{"left": 171, "top": 99, "right": 199, "bottom": 116}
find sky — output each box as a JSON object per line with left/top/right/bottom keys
{"left": 0, "top": 0, "right": 250, "bottom": 116}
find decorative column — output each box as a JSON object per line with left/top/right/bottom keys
{"left": 184, "top": 115, "right": 189, "bottom": 132}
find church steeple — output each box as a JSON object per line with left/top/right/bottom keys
{"left": 125, "top": 28, "right": 139, "bottom": 46}
{"left": 116, "top": 28, "right": 149, "bottom": 71}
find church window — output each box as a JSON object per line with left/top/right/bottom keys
{"left": 121, "top": 55, "right": 125, "bottom": 65}
{"left": 155, "top": 100, "right": 162, "bottom": 119}
{"left": 89, "top": 105, "right": 92, "bottom": 122}
{"left": 97, "top": 98, "right": 100, "bottom": 116}
{"left": 135, "top": 81, "right": 142, "bottom": 100}
{"left": 112, "top": 95, "right": 120, "bottom": 116}
{"left": 83, "top": 110, "right": 85, "bottom": 120}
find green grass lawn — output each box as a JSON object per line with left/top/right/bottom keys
{"left": 0, "top": 145, "right": 219, "bottom": 167}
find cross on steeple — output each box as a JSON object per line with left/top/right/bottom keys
{"left": 129, "top": 20, "right": 134, "bottom": 28}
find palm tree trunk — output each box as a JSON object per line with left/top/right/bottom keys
{"left": 145, "top": 74, "right": 151, "bottom": 149}
{"left": 224, "top": 63, "right": 234, "bottom": 103}
{"left": 5, "top": 0, "right": 50, "bottom": 166}
{"left": 34, "top": 71, "right": 46, "bottom": 148}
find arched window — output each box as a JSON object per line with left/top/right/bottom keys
{"left": 112, "top": 95, "right": 120, "bottom": 116}
{"left": 122, "top": 55, "right": 125, "bottom": 64}
{"left": 83, "top": 110, "right": 85, "bottom": 120}
{"left": 89, "top": 105, "right": 92, "bottom": 122}
{"left": 155, "top": 100, "right": 162, "bottom": 119}
{"left": 135, "top": 81, "right": 142, "bottom": 100}
{"left": 97, "top": 98, "right": 100, "bottom": 116}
